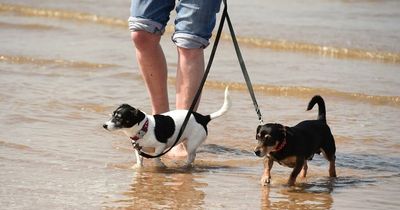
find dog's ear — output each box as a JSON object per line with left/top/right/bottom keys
{"left": 256, "top": 125, "right": 262, "bottom": 137}
{"left": 277, "top": 124, "right": 285, "bottom": 131}
{"left": 256, "top": 125, "right": 264, "bottom": 140}
{"left": 116, "top": 104, "right": 133, "bottom": 112}
{"left": 132, "top": 108, "right": 145, "bottom": 125}
{"left": 276, "top": 124, "right": 287, "bottom": 139}
{"left": 256, "top": 125, "right": 262, "bottom": 133}
{"left": 119, "top": 103, "right": 129, "bottom": 108}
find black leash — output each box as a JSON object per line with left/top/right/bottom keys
{"left": 137, "top": 0, "right": 263, "bottom": 159}
{"left": 137, "top": 2, "right": 227, "bottom": 159}
{"left": 224, "top": 1, "right": 263, "bottom": 124}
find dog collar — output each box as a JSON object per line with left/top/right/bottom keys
{"left": 273, "top": 139, "right": 287, "bottom": 152}
{"left": 272, "top": 127, "right": 287, "bottom": 152}
{"left": 130, "top": 119, "right": 149, "bottom": 142}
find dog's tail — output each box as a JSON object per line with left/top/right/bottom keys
{"left": 210, "top": 87, "right": 231, "bottom": 120}
{"left": 307, "top": 95, "right": 326, "bottom": 121}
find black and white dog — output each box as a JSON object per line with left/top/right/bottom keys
{"left": 103, "top": 87, "right": 231, "bottom": 168}
{"left": 254, "top": 95, "right": 337, "bottom": 186}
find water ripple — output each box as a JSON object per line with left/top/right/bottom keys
{"left": 1, "top": 3, "right": 399, "bottom": 64}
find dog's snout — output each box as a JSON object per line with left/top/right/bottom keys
{"left": 103, "top": 124, "right": 108, "bottom": 129}
{"left": 255, "top": 150, "right": 261, "bottom": 157}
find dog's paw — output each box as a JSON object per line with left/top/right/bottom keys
{"left": 132, "top": 163, "right": 143, "bottom": 170}
{"left": 261, "top": 176, "right": 271, "bottom": 186}
{"left": 287, "top": 179, "right": 296, "bottom": 187}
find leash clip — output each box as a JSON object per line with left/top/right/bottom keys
{"left": 131, "top": 140, "right": 142, "bottom": 151}
{"left": 257, "top": 108, "right": 264, "bottom": 125}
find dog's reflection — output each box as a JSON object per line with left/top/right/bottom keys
{"left": 118, "top": 167, "right": 206, "bottom": 209}
{"left": 260, "top": 178, "right": 335, "bottom": 210}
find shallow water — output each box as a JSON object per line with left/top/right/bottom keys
{"left": 1, "top": 0, "right": 399, "bottom": 209}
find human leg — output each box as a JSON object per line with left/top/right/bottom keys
{"left": 168, "top": 0, "right": 222, "bottom": 157}
{"left": 173, "top": 0, "right": 222, "bottom": 109}
{"left": 176, "top": 47, "right": 204, "bottom": 110}
{"left": 129, "top": 0, "right": 175, "bottom": 114}
{"left": 131, "top": 31, "right": 169, "bottom": 114}
{"left": 165, "top": 48, "right": 204, "bottom": 158}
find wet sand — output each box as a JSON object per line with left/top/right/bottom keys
{"left": 1, "top": 1, "right": 400, "bottom": 209}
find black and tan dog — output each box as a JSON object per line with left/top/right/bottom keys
{"left": 254, "top": 95, "right": 337, "bottom": 186}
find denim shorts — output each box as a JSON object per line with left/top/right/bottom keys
{"left": 129, "top": 0, "right": 222, "bottom": 49}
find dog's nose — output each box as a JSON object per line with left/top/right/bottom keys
{"left": 255, "top": 150, "right": 261, "bottom": 157}
{"left": 103, "top": 124, "right": 108, "bottom": 129}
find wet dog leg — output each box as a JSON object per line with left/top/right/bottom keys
{"left": 132, "top": 149, "right": 144, "bottom": 169}
{"left": 329, "top": 157, "right": 337, "bottom": 177}
{"left": 261, "top": 157, "right": 274, "bottom": 185}
{"left": 153, "top": 146, "right": 166, "bottom": 168}
{"left": 300, "top": 160, "right": 308, "bottom": 178}
{"left": 288, "top": 157, "right": 304, "bottom": 186}
{"left": 184, "top": 152, "right": 196, "bottom": 168}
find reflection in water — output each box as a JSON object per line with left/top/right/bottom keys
{"left": 261, "top": 178, "right": 335, "bottom": 210}
{"left": 114, "top": 168, "right": 207, "bottom": 209}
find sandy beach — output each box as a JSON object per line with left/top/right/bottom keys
{"left": 1, "top": 0, "right": 399, "bottom": 209}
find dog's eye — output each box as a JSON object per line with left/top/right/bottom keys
{"left": 112, "top": 114, "right": 121, "bottom": 120}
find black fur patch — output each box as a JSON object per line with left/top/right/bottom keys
{"left": 113, "top": 104, "right": 145, "bottom": 128}
{"left": 192, "top": 112, "right": 211, "bottom": 134}
{"left": 153, "top": 115, "right": 176, "bottom": 143}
